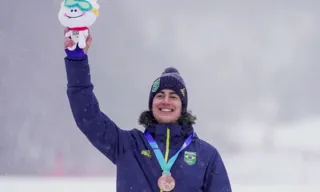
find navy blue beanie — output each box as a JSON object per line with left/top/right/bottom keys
{"left": 148, "top": 67, "right": 188, "bottom": 113}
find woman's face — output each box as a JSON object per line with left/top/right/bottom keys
{"left": 152, "top": 89, "right": 182, "bottom": 124}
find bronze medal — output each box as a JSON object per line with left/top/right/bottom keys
{"left": 158, "top": 173, "right": 175, "bottom": 191}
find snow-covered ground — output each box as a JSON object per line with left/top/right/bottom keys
{"left": 226, "top": 116, "right": 320, "bottom": 185}
{"left": 0, "top": 177, "right": 318, "bottom": 192}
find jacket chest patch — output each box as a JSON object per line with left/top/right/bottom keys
{"left": 184, "top": 151, "right": 196, "bottom": 165}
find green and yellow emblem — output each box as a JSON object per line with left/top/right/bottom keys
{"left": 184, "top": 151, "right": 196, "bottom": 165}
{"left": 151, "top": 78, "right": 160, "bottom": 92}
{"left": 180, "top": 88, "right": 185, "bottom": 97}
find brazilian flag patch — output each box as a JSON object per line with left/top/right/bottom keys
{"left": 184, "top": 151, "right": 196, "bottom": 165}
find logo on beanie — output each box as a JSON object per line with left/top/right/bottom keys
{"left": 180, "top": 88, "right": 185, "bottom": 97}
{"left": 151, "top": 78, "right": 160, "bottom": 92}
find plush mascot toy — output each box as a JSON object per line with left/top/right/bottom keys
{"left": 58, "top": 0, "right": 100, "bottom": 50}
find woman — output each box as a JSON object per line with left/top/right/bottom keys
{"left": 63, "top": 28, "right": 232, "bottom": 192}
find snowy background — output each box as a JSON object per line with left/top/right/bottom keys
{"left": 1, "top": 0, "right": 320, "bottom": 190}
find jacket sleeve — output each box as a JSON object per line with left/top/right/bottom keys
{"left": 64, "top": 55, "right": 133, "bottom": 165}
{"left": 203, "top": 149, "right": 232, "bottom": 192}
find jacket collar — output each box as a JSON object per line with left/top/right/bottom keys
{"left": 144, "top": 123, "right": 195, "bottom": 141}
{"left": 139, "top": 110, "right": 197, "bottom": 144}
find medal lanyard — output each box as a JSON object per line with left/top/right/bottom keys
{"left": 144, "top": 129, "right": 194, "bottom": 174}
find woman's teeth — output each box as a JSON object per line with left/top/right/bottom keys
{"left": 160, "top": 108, "right": 173, "bottom": 112}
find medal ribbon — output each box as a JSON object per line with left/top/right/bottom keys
{"left": 144, "top": 129, "right": 194, "bottom": 174}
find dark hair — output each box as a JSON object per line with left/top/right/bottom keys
{"left": 138, "top": 110, "right": 197, "bottom": 128}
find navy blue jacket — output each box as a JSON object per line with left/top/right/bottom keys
{"left": 64, "top": 55, "right": 232, "bottom": 192}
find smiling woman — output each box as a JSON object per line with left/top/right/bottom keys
{"left": 145, "top": 68, "right": 189, "bottom": 125}
{"left": 61, "top": 1, "right": 232, "bottom": 191}
{"left": 63, "top": 38, "right": 232, "bottom": 191}
{"left": 152, "top": 89, "right": 182, "bottom": 124}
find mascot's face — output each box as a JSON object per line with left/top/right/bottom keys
{"left": 58, "top": 0, "right": 100, "bottom": 28}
